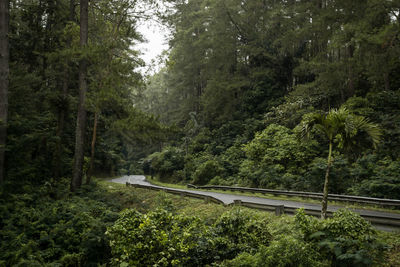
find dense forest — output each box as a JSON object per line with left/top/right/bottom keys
{"left": 143, "top": 0, "right": 400, "bottom": 200}
{"left": 1, "top": 0, "right": 400, "bottom": 266}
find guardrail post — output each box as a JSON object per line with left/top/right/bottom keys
{"left": 234, "top": 200, "right": 242, "bottom": 206}
{"left": 275, "top": 205, "right": 284, "bottom": 216}
{"left": 126, "top": 182, "right": 129, "bottom": 187}
{"left": 204, "top": 196, "right": 210, "bottom": 203}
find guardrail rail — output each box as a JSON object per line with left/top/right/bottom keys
{"left": 126, "top": 181, "right": 400, "bottom": 228}
{"left": 187, "top": 184, "right": 400, "bottom": 208}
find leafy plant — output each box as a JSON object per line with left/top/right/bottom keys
{"left": 213, "top": 209, "right": 272, "bottom": 258}
{"left": 295, "top": 209, "right": 387, "bottom": 266}
{"left": 106, "top": 208, "right": 217, "bottom": 266}
{"left": 147, "top": 146, "right": 185, "bottom": 181}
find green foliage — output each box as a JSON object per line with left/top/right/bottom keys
{"left": 304, "top": 155, "right": 351, "bottom": 193}
{"left": 227, "top": 236, "right": 323, "bottom": 267}
{"left": 192, "top": 159, "right": 223, "bottom": 185}
{"left": 299, "top": 106, "right": 382, "bottom": 217}
{"left": 299, "top": 107, "right": 382, "bottom": 154}
{"left": 106, "top": 208, "right": 217, "bottom": 266}
{"left": 146, "top": 146, "right": 184, "bottom": 181}
{"left": 348, "top": 155, "right": 400, "bottom": 199}
{"left": 4, "top": 0, "right": 400, "bottom": 264}
{"left": 2, "top": 181, "right": 389, "bottom": 267}
{"left": 239, "top": 124, "right": 319, "bottom": 189}
{"left": 295, "top": 209, "right": 387, "bottom": 266}
{"left": 106, "top": 207, "right": 274, "bottom": 266}
{"left": 213, "top": 209, "right": 272, "bottom": 258}
{"left": 136, "top": 0, "right": 400, "bottom": 201}
{"left": 0, "top": 179, "right": 120, "bottom": 266}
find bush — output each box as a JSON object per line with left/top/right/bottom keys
{"left": 146, "top": 146, "right": 184, "bottom": 181}
{"left": 193, "top": 159, "right": 223, "bottom": 185}
{"left": 218, "top": 141, "right": 246, "bottom": 178}
{"left": 295, "top": 209, "right": 387, "bottom": 266}
{"left": 239, "top": 124, "right": 319, "bottom": 189}
{"left": 213, "top": 209, "right": 272, "bottom": 258}
{"left": 348, "top": 155, "right": 400, "bottom": 199}
{"left": 0, "top": 180, "right": 119, "bottom": 266}
{"left": 106, "top": 208, "right": 217, "bottom": 266}
{"left": 107, "top": 208, "right": 274, "bottom": 266}
{"left": 222, "top": 237, "right": 324, "bottom": 267}
{"left": 304, "top": 154, "right": 351, "bottom": 193}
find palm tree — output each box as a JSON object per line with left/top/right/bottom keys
{"left": 300, "top": 107, "right": 381, "bottom": 219}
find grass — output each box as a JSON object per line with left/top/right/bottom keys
{"left": 145, "top": 176, "right": 400, "bottom": 214}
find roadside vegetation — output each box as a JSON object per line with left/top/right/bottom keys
{"left": 1, "top": 179, "right": 400, "bottom": 266}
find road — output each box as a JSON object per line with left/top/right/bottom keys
{"left": 110, "top": 175, "right": 400, "bottom": 231}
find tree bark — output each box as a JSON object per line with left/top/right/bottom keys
{"left": 0, "top": 0, "right": 9, "bottom": 184}
{"left": 71, "top": 0, "right": 88, "bottom": 192}
{"left": 384, "top": 72, "right": 390, "bottom": 91}
{"left": 346, "top": 45, "right": 355, "bottom": 98}
{"left": 55, "top": 0, "right": 75, "bottom": 178}
{"left": 321, "top": 141, "right": 333, "bottom": 219}
{"left": 86, "top": 111, "right": 98, "bottom": 184}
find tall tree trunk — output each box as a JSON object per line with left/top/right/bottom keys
{"left": 321, "top": 141, "right": 333, "bottom": 219}
{"left": 55, "top": 0, "right": 75, "bottom": 178}
{"left": 86, "top": 111, "right": 98, "bottom": 184}
{"left": 0, "top": 0, "right": 9, "bottom": 184}
{"left": 384, "top": 72, "right": 390, "bottom": 91}
{"left": 346, "top": 45, "right": 355, "bottom": 98}
{"left": 71, "top": 0, "right": 88, "bottom": 192}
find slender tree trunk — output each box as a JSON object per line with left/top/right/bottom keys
{"left": 321, "top": 141, "right": 333, "bottom": 219}
{"left": 0, "top": 0, "right": 9, "bottom": 184}
{"left": 86, "top": 112, "right": 98, "bottom": 184}
{"left": 54, "top": 0, "right": 75, "bottom": 178}
{"left": 384, "top": 72, "right": 390, "bottom": 91}
{"left": 346, "top": 45, "right": 355, "bottom": 98}
{"left": 71, "top": 0, "right": 88, "bottom": 192}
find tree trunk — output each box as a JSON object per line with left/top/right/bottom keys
{"left": 0, "top": 0, "right": 9, "bottom": 184}
{"left": 384, "top": 72, "right": 390, "bottom": 91}
{"left": 321, "top": 141, "right": 333, "bottom": 219}
{"left": 54, "top": 0, "right": 75, "bottom": 178}
{"left": 346, "top": 45, "right": 355, "bottom": 98}
{"left": 71, "top": 0, "right": 88, "bottom": 192}
{"left": 86, "top": 112, "right": 98, "bottom": 184}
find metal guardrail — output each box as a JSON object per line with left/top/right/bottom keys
{"left": 126, "top": 182, "right": 400, "bottom": 227}
{"left": 126, "top": 182, "right": 285, "bottom": 216}
{"left": 187, "top": 184, "right": 400, "bottom": 208}
{"left": 126, "top": 182, "right": 225, "bottom": 205}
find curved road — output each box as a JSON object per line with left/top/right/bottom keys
{"left": 110, "top": 175, "right": 400, "bottom": 231}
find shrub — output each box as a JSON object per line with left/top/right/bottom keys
{"left": 222, "top": 237, "right": 324, "bottom": 267}
{"left": 295, "top": 209, "right": 387, "bottom": 266}
{"left": 348, "top": 155, "right": 400, "bottom": 199}
{"left": 146, "top": 146, "right": 184, "bottom": 181}
{"left": 0, "top": 180, "right": 119, "bottom": 266}
{"left": 192, "top": 159, "right": 223, "bottom": 185}
{"left": 304, "top": 154, "right": 351, "bottom": 193}
{"left": 260, "top": 236, "right": 324, "bottom": 267}
{"left": 106, "top": 208, "right": 217, "bottom": 266}
{"left": 240, "top": 124, "right": 319, "bottom": 189}
{"left": 213, "top": 209, "right": 272, "bottom": 258}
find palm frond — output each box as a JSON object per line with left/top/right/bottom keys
{"left": 298, "top": 106, "right": 382, "bottom": 153}
{"left": 352, "top": 116, "right": 382, "bottom": 149}
{"left": 299, "top": 112, "right": 325, "bottom": 140}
